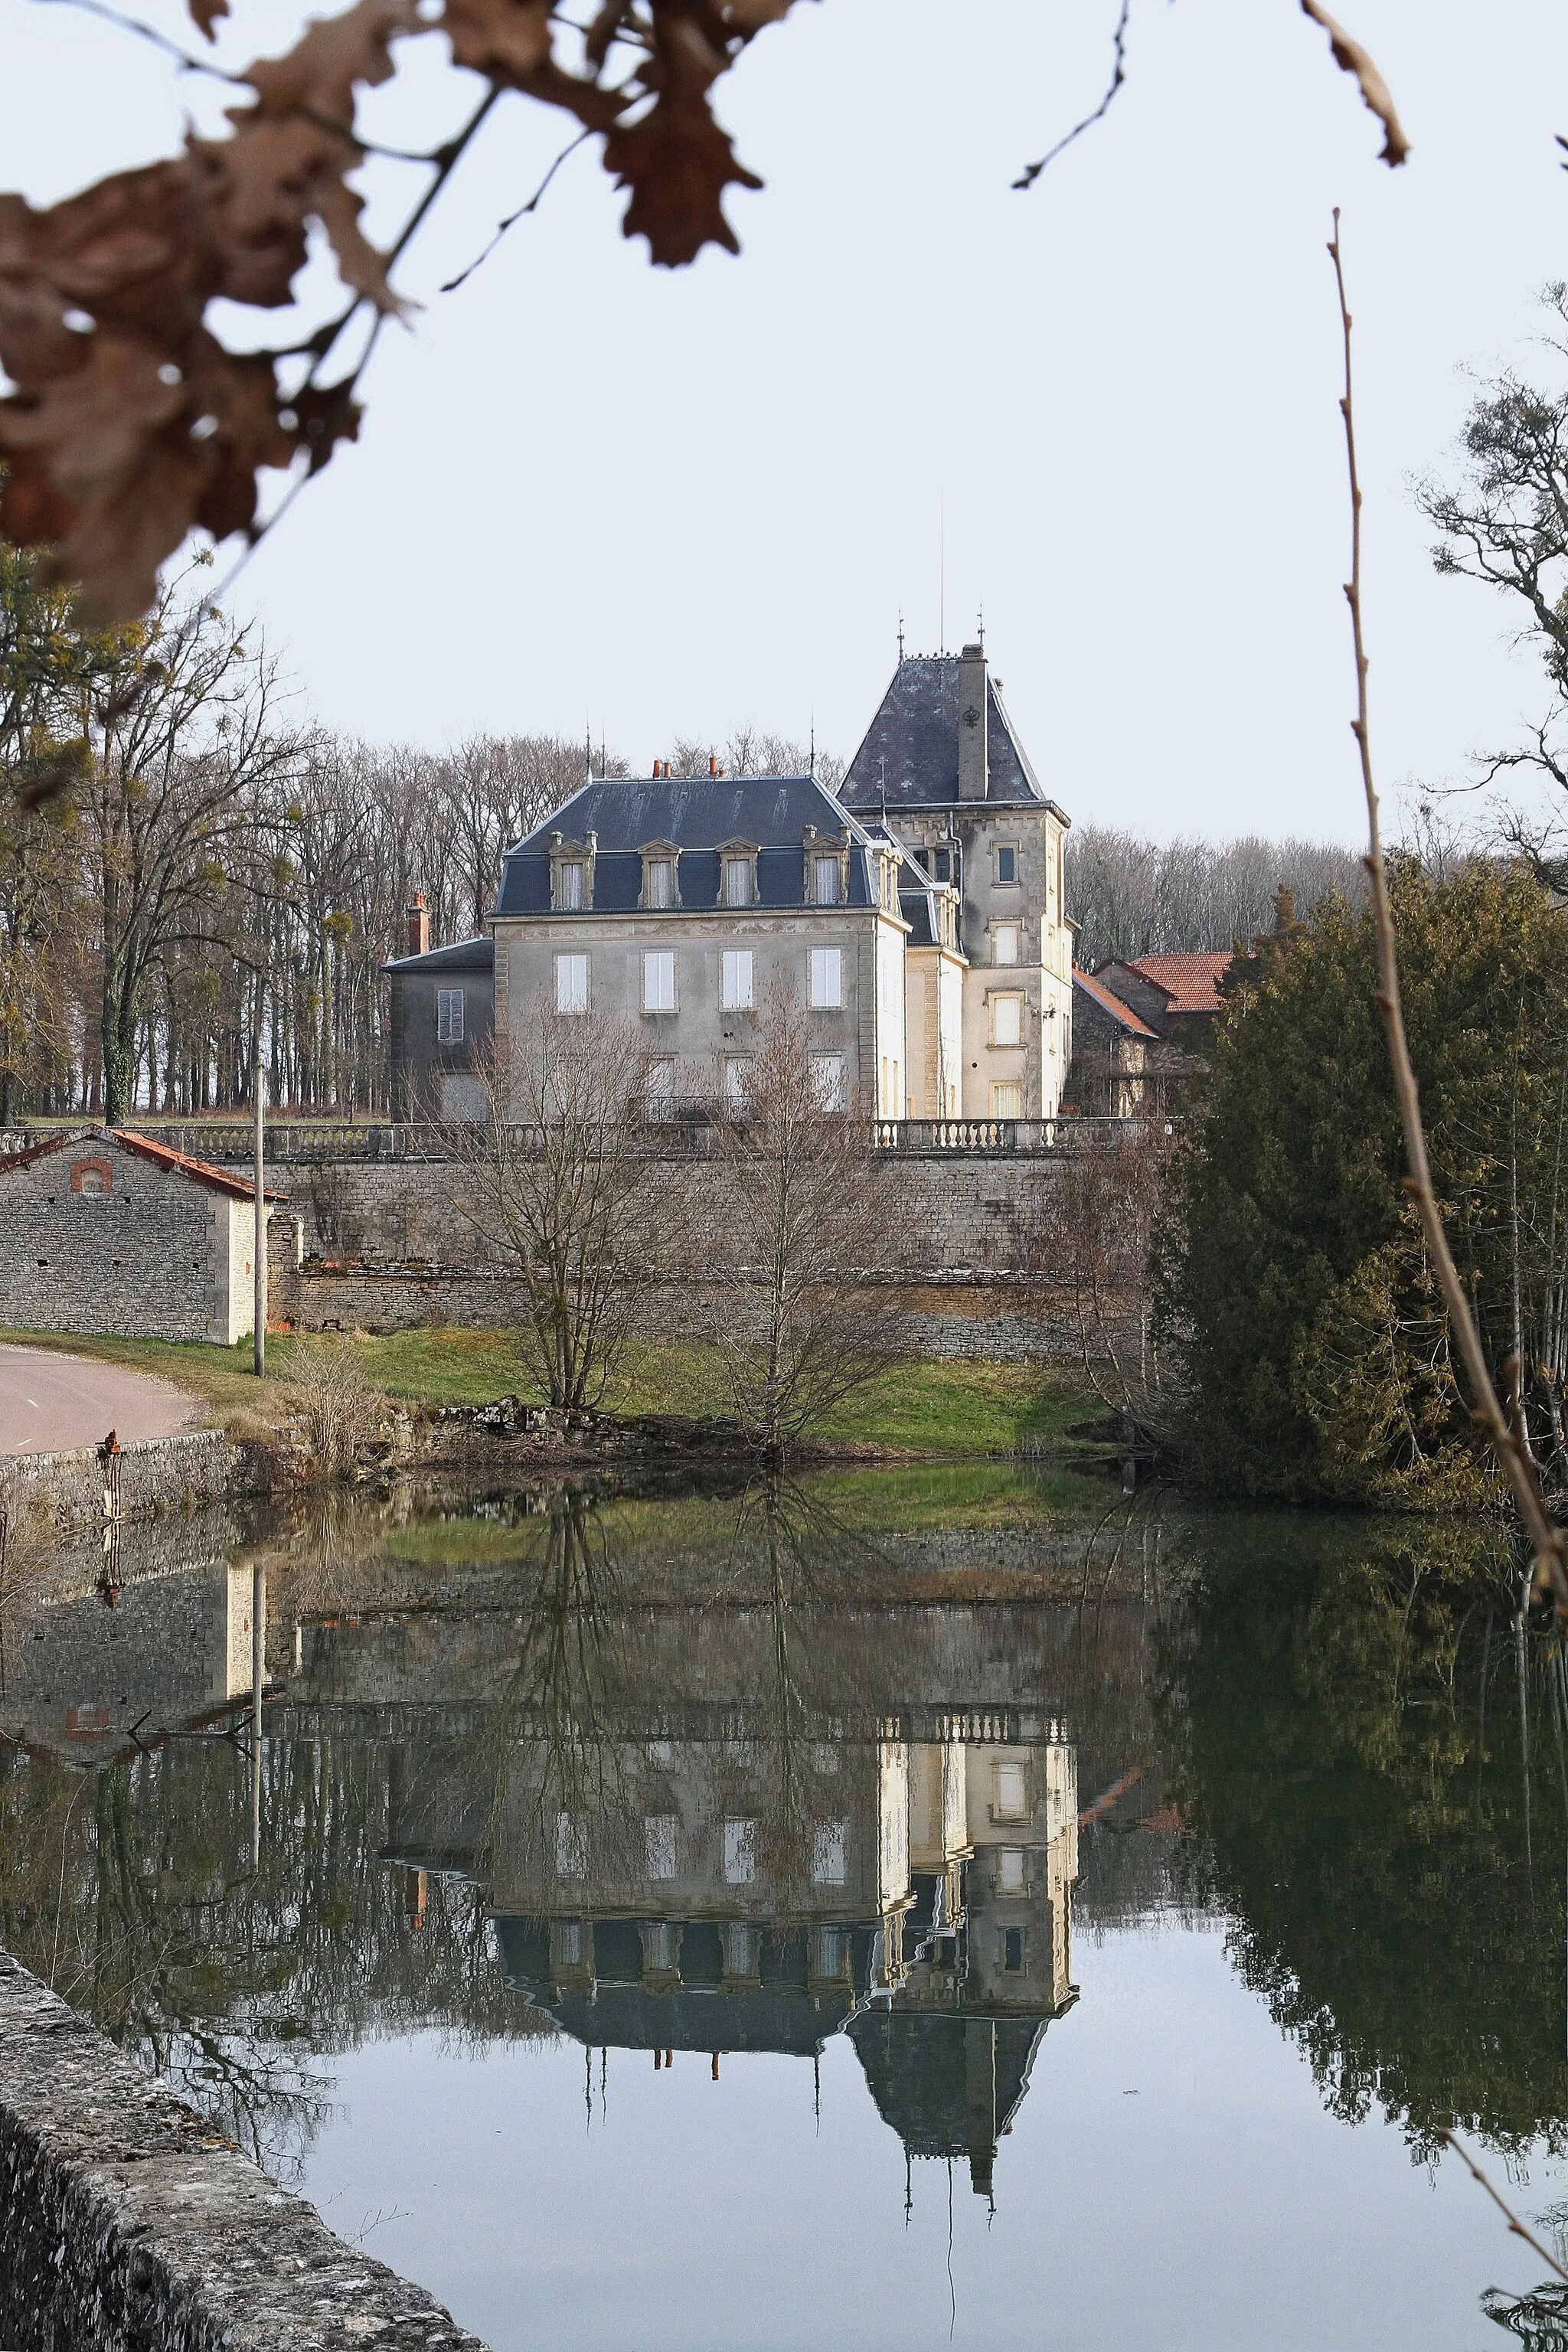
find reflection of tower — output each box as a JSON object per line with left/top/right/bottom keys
{"left": 466, "top": 1707, "right": 1078, "bottom": 2201}
{"left": 854, "top": 1718, "right": 1077, "bottom": 2197}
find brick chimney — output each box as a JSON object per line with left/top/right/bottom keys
{"left": 958, "top": 642, "right": 988, "bottom": 801}
{"left": 406, "top": 892, "right": 429, "bottom": 958}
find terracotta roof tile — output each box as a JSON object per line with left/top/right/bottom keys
{"left": 1073, "top": 965, "right": 1158, "bottom": 1037}
{"left": 112, "top": 1130, "right": 288, "bottom": 1203}
{"left": 1122, "top": 952, "right": 1233, "bottom": 1014}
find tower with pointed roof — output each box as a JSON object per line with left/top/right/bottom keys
{"left": 841, "top": 644, "right": 1073, "bottom": 1119}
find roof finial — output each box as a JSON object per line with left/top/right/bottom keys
{"left": 584, "top": 719, "right": 592, "bottom": 784}
{"left": 977, "top": 597, "right": 985, "bottom": 648}
{"left": 897, "top": 606, "right": 905, "bottom": 663}
{"left": 809, "top": 708, "right": 816, "bottom": 776}
{"left": 938, "top": 492, "right": 945, "bottom": 655}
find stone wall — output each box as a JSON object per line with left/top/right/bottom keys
{"left": 0, "top": 1953, "right": 488, "bottom": 2352}
{"left": 0, "top": 1429, "right": 232, "bottom": 1537}
{"left": 248, "top": 1146, "right": 1050, "bottom": 1270}
{"left": 0, "top": 1135, "right": 250, "bottom": 1344}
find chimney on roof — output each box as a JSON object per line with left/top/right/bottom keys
{"left": 406, "top": 892, "right": 429, "bottom": 959}
{"left": 958, "top": 642, "right": 988, "bottom": 802}
{"left": 709, "top": 755, "right": 717, "bottom": 776}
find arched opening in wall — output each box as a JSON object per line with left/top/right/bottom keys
{"left": 70, "top": 1158, "right": 113, "bottom": 1196}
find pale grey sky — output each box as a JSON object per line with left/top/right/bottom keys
{"left": 5, "top": 1, "right": 1568, "bottom": 841}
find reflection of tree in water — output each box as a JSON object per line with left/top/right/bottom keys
{"left": 1158, "top": 1511, "right": 1568, "bottom": 2157}
{"left": 0, "top": 1665, "right": 540, "bottom": 2185}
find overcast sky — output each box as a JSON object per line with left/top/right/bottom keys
{"left": 5, "top": 1, "right": 1568, "bottom": 841}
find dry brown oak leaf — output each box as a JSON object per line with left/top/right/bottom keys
{"left": 1299, "top": 0, "right": 1410, "bottom": 165}
{"left": 604, "top": 2, "right": 771, "bottom": 264}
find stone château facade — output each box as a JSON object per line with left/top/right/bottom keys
{"left": 384, "top": 639, "right": 1073, "bottom": 1122}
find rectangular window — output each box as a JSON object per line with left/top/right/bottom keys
{"left": 724, "top": 1056, "right": 753, "bottom": 1111}
{"left": 993, "top": 1762, "right": 1027, "bottom": 1821}
{"left": 555, "top": 952, "right": 589, "bottom": 1015}
{"left": 557, "top": 861, "right": 584, "bottom": 910}
{"left": 991, "top": 1083, "right": 1023, "bottom": 1119}
{"left": 996, "top": 844, "right": 1018, "bottom": 886}
{"left": 436, "top": 987, "right": 465, "bottom": 1043}
{"left": 809, "top": 1054, "right": 844, "bottom": 1110}
{"left": 808, "top": 946, "right": 842, "bottom": 1008}
{"left": 642, "top": 949, "right": 675, "bottom": 1011}
{"left": 812, "top": 853, "right": 840, "bottom": 906}
{"left": 645, "top": 1058, "right": 675, "bottom": 1119}
{"left": 1002, "top": 1926, "right": 1025, "bottom": 1973}
{"left": 994, "top": 925, "right": 1019, "bottom": 968}
{"left": 721, "top": 948, "right": 754, "bottom": 1009}
{"left": 724, "top": 1819, "right": 756, "bottom": 1885}
{"left": 812, "top": 1820, "right": 848, "bottom": 1887}
{"left": 933, "top": 847, "right": 950, "bottom": 884}
{"left": 998, "top": 1847, "right": 1027, "bottom": 1894}
{"left": 991, "top": 993, "right": 1022, "bottom": 1047}
{"left": 645, "top": 1815, "right": 678, "bottom": 1881}
{"left": 645, "top": 857, "right": 674, "bottom": 908}
{"left": 724, "top": 856, "right": 753, "bottom": 907}
{"left": 554, "top": 1811, "right": 587, "bottom": 1878}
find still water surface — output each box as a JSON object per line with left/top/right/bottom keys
{"left": 2, "top": 1471, "right": 1566, "bottom": 2349}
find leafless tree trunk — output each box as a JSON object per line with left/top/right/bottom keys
{"left": 1023, "top": 1123, "right": 1178, "bottom": 1446}
{"left": 707, "top": 985, "right": 898, "bottom": 1456}
{"left": 449, "top": 1012, "right": 678, "bottom": 1413}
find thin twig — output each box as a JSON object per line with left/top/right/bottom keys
{"left": 1328, "top": 209, "right": 1568, "bottom": 1614}
{"left": 204, "top": 83, "right": 504, "bottom": 613}
{"left": 1438, "top": 2128, "right": 1568, "bottom": 2285}
{"left": 31, "top": 0, "right": 244, "bottom": 79}
{"left": 442, "top": 129, "right": 593, "bottom": 294}
{"left": 1014, "top": 0, "right": 1131, "bottom": 191}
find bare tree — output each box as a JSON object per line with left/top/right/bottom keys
{"left": 75, "top": 575, "right": 302, "bottom": 1122}
{"left": 708, "top": 985, "right": 897, "bottom": 1456}
{"left": 1027, "top": 1124, "right": 1178, "bottom": 1444}
{"left": 451, "top": 1013, "right": 677, "bottom": 1413}
{"left": 668, "top": 729, "right": 844, "bottom": 793}
{"left": 1067, "top": 826, "right": 1364, "bottom": 969}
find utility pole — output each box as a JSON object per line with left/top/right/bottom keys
{"left": 253, "top": 987, "right": 266, "bottom": 1376}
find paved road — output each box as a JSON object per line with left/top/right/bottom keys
{"left": 0, "top": 1344, "right": 202, "bottom": 1455}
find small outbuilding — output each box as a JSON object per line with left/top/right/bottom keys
{"left": 0, "top": 1129, "right": 287, "bottom": 1346}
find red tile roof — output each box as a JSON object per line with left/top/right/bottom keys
{"left": 113, "top": 1129, "right": 288, "bottom": 1202}
{"left": 1073, "top": 965, "right": 1158, "bottom": 1037}
{"left": 1122, "top": 952, "right": 1233, "bottom": 1015}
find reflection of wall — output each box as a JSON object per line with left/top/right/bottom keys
{"left": 0, "top": 1556, "right": 257, "bottom": 1763}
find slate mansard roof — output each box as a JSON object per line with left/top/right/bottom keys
{"left": 493, "top": 773, "right": 890, "bottom": 919}
{"left": 381, "top": 935, "right": 495, "bottom": 977}
{"left": 841, "top": 654, "right": 1065, "bottom": 815}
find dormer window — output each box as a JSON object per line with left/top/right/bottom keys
{"left": 549, "top": 828, "right": 596, "bottom": 911}
{"left": 639, "top": 843, "right": 680, "bottom": 909}
{"left": 719, "top": 841, "right": 759, "bottom": 909}
{"left": 812, "top": 854, "right": 841, "bottom": 906}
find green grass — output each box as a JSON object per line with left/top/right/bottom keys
{"left": 0, "top": 1323, "right": 1103, "bottom": 1462}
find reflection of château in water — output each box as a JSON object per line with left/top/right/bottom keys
{"left": 364, "top": 1599, "right": 1081, "bottom": 2201}
{"left": 488, "top": 1720, "right": 1076, "bottom": 2201}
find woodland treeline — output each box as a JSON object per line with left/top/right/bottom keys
{"left": 1065, "top": 828, "right": 1367, "bottom": 968}
{"left": 0, "top": 547, "right": 851, "bottom": 1125}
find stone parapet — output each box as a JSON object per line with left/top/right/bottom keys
{"left": 0, "top": 1952, "right": 488, "bottom": 2352}
{"left": 0, "top": 1429, "right": 232, "bottom": 1536}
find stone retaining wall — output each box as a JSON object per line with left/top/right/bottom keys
{"left": 0, "top": 1429, "right": 232, "bottom": 1537}
{"left": 0, "top": 1952, "right": 488, "bottom": 2352}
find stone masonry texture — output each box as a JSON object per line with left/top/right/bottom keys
{"left": 0, "top": 1953, "right": 489, "bottom": 2352}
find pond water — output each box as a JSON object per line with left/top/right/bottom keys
{"left": 3, "top": 1469, "right": 1568, "bottom": 2350}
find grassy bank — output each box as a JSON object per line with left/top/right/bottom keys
{"left": 0, "top": 1325, "right": 1102, "bottom": 1461}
